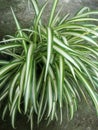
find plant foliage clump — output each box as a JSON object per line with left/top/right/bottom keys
{"left": 0, "top": 0, "right": 98, "bottom": 129}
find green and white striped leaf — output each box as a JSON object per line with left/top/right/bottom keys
{"left": 45, "top": 27, "right": 53, "bottom": 81}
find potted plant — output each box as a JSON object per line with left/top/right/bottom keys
{"left": 0, "top": 0, "right": 98, "bottom": 129}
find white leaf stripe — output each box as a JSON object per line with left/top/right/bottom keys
{"left": 32, "top": 61, "right": 37, "bottom": 113}
{"left": 47, "top": 76, "right": 53, "bottom": 117}
{"left": 59, "top": 13, "right": 70, "bottom": 25}
{"left": 0, "top": 44, "right": 21, "bottom": 51}
{"left": 53, "top": 45, "right": 81, "bottom": 71}
{"left": 0, "top": 91, "right": 8, "bottom": 102}
{"left": 45, "top": 27, "right": 53, "bottom": 81}
{"left": 31, "top": 0, "right": 39, "bottom": 16}
{"left": 18, "top": 64, "right": 26, "bottom": 112}
{"left": 59, "top": 56, "right": 64, "bottom": 108}
{"left": 64, "top": 85, "right": 74, "bottom": 120}
{"left": 75, "top": 11, "right": 98, "bottom": 18}
{"left": 0, "top": 61, "right": 22, "bottom": 77}
{"left": 9, "top": 72, "right": 20, "bottom": 103}
{"left": 59, "top": 56, "right": 64, "bottom": 123}
{"left": 68, "top": 18, "right": 98, "bottom": 23}
{"left": 43, "top": 56, "right": 57, "bottom": 101}
{"left": 11, "top": 7, "right": 27, "bottom": 54}
{"left": 2, "top": 105, "right": 8, "bottom": 120}
{"left": 10, "top": 87, "right": 19, "bottom": 115}
{"left": 76, "top": 69, "right": 98, "bottom": 114}
{"left": 49, "top": 0, "right": 58, "bottom": 26}
{"left": 24, "top": 64, "right": 32, "bottom": 113}
{"left": 37, "top": 68, "right": 45, "bottom": 93}
{"left": 76, "top": 7, "right": 90, "bottom": 15}
{"left": 38, "top": 83, "right": 46, "bottom": 123}
{"left": 24, "top": 43, "right": 34, "bottom": 113}
{"left": 63, "top": 32, "right": 98, "bottom": 46}
{"left": 53, "top": 36, "right": 75, "bottom": 52}
{"left": 35, "top": 1, "right": 48, "bottom": 26}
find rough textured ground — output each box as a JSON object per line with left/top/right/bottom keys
{"left": 0, "top": 101, "right": 98, "bottom": 130}
{"left": 0, "top": 0, "right": 98, "bottom": 39}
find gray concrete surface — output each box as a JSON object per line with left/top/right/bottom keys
{"left": 0, "top": 0, "right": 98, "bottom": 38}
{"left": 0, "top": 101, "right": 98, "bottom": 130}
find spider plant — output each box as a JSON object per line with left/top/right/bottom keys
{"left": 0, "top": 0, "right": 98, "bottom": 129}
